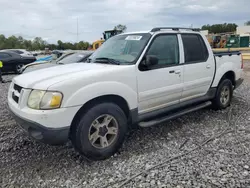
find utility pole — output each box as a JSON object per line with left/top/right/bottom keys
{"left": 77, "top": 17, "right": 79, "bottom": 42}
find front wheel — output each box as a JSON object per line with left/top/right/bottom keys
{"left": 71, "top": 103, "right": 128, "bottom": 160}
{"left": 212, "top": 79, "right": 233, "bottom": 110}
{"left": 15, "top": 64, "right": 24, "bottom": 74}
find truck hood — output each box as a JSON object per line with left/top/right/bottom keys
{"left": 23, "top": 62, "right": 58, "bottom": 73}
{"left": 13, "top": 63, "right": 122, "bottom": 89}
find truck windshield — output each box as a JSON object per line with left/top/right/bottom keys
{"left": 89, "top": 33, "right": 151, "bottom": 64}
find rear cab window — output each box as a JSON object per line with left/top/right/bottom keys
{"left": 181, "top": 34, "right": 208, "bottom": 63}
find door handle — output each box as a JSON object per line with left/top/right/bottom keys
{"left": 174, "top": 70, "right": 181, "bottom": 74}
{"left": 206, "top": 65, "right": 211, "bottom": 69}
{"left": 169, "top": 70, "right": 181, "bottom": 74}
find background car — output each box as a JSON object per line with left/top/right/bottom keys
{"left": 52, "top": 50, "right": 64, "bottom": 58}
{"left": 21, "top": 51, "right": 75, "bottom": 72}
{"left": 2, "top": 49, "right": 34, "bottom": 57}
{"left": 0, "top": 50, "right": 36, "bottom": 74}
{"left": 22, "top": 51, "right": 93, "bottom": 73}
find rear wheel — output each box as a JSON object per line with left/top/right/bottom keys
{"left": 15, "top": 64, "right": 24, "bottom": 74}
{"left": 212, "top": 79, "right": 233, "bottom": 110}
{"left": 71, "top": 103, "right": 128, "bottom": 160}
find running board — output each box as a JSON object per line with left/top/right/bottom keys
{"left": 138, "top": 101, "right": 212, "bottom": 127}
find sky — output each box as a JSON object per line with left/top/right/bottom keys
{"left": 0, "top": 0, "right": 249, "bottom": 44}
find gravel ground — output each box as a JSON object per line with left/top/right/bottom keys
{"left": 1, "top": 62, "right": 250, "bottom": 188}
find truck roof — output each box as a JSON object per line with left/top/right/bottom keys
{"left": 121, "top": 30, "right": 151, "bottom": 35}
{"left": 120, "top": 27, "right": 201, "bottom": 36}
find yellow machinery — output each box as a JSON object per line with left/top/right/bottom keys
{"left": 88, "top": 39, "right": 105, "bottom": 50}
{"left": 206, "top": 32, "right": 235, "bottom": 49}
{"left": 103, "top": 29, "right": 123, "bottom": 40}
{"left": 206, "top": 34, "right": 223, "bottom": 48}
{"left": 88, "top": 29, "right": 122, "bottom": 50}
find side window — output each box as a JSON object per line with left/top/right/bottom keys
{"left": 15, "top": 50, "right": 23, "bottom": 54}
{"left": 0, "top": 53, "right": 11, "bottom": 59}
{"left": 146, "top": 34, "right": 179, "bottom": 67}
{"left": 182, "top": 34, "right": 208, "bottom": 63}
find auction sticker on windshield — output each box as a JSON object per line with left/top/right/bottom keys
{"left": 125, "top": 35, "right": 142, "bottom": 40}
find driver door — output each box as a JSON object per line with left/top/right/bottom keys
{"left": 137, "top": 34, "right": 183, "bottom": 114}
{"left": 0, "top": 52, "right": 15, "bottom": 72}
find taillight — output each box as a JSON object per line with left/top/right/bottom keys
{"left": 241, "top": 54, "right": 244, "bottom": 69}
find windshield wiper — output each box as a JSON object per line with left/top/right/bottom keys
{"left": 94, "top": 57, "right": 120, "bottom": 65}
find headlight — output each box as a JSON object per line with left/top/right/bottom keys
{"left": 27, "top": 90, "right": 63, "bottom": 110}
{"left": 40, "top": 92, "right": 63, "bottom": 109}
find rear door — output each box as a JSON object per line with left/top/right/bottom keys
{"left": 181, "top": 34, "right": 215, "bottom": 102}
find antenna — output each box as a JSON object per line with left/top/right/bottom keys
{"left": 76, "top": 17, "right": 79, "bottom": 42}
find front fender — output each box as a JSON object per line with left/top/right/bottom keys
{"left": 62, "top": 81, "right": 138, "bottom": 110}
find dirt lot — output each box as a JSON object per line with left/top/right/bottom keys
{"left": 1, "top": 62, "right": 250, "bottom": 188}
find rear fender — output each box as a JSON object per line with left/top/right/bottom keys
{"left": 212, "top": 62, "right": 235, "bottom": 87}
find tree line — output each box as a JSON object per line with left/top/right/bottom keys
{"left": 201, "top": 23, "right": 238, "bottom": 34}
{"left": 0, "top": 34, "right": 90, "bottom": 51}
{"left": 0, "top": 22, "right": 249, "bottom": 51}
{"left": 0, "top": 24, "right": 127, "bottom": 51}
{"left": 201, "top": 21, "right": 250, "bottom": 34}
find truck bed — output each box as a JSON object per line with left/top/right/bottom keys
{"left": 213, "top": 50, "right": 241, "bottom": 57}
{"left": 211, "top": 50, "right": 242, "bottom": 88}
{"left": 213, "top": 51, "right": 241, "bottom": 68}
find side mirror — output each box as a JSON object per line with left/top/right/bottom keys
{"left": 144, "top": 55, "right": 158, "bottom": 66}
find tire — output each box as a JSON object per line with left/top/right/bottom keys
{"left": 71, "top": 103, "right": 128, "bottom": 160}
{"left": 15, "top": 64, "right": 24, "bottom": 74}
{"left": 212, "top": 79, "right": 233, "bottom": 110}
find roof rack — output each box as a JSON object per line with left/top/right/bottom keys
{"left": 151, "top": 27, "right": 200, "bottom": 32}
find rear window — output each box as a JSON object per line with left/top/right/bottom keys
{"left": 182, "top": 34, "right": 208, "bottom": 63}
{"left": 55, "top": 53, "right": 74, "bottom": 62}
{"left": 58, "top": 53, "right": 88, "bottom": 64}
{"left": 10, "top": 50, "right": 23, "bottom": 54}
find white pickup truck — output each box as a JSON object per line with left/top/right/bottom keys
{"left": 8, "top": 27, "right": 244, "bottom": 160}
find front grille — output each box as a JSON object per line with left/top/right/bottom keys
{"left": 12, "top": 92, "right": 19, "bottom": 103}
{"left": 14, "top": 84, "right": 22, "bottom": 93}
{"left": 12, "top": 84, "right": 23, "bottom": 104}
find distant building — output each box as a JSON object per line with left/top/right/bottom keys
{"left": 200, "top": 30, "right": 209, "bottom": 36}
{"left": 237, "top": 26, "right": 250, "bottom": 47}
{"left": 236, "top": 26, "right": 250, "bottom": 36}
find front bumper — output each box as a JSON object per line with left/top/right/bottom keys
{"left": 235, "top": 78, "right": 244, "bottom": 89}
{"left": 9, "top": 109, "right": 69, "bottom": 145}
{"left": 7, "top": 82, "right": 83, "bottom": 145}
